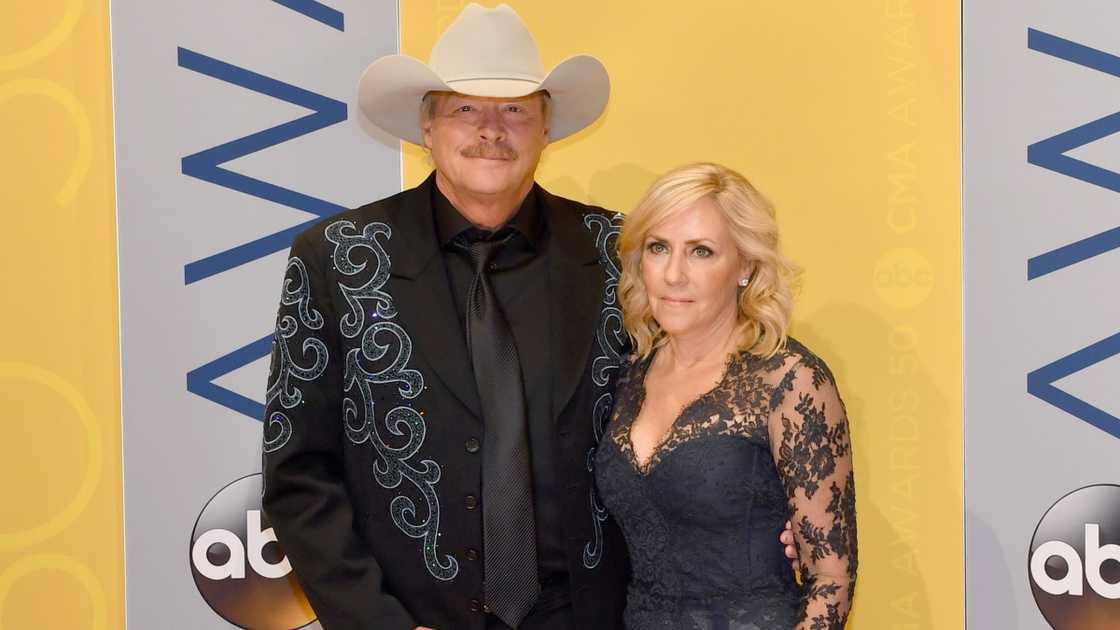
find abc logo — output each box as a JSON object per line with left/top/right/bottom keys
{"left": 190, "top": 473, "right": 316, "bottom": 629}
{"left": 1028, "top": 484, "right": 1120, "bottom": 629}
{"left": 872, "top": 247, "right": 933, "bottom": 309}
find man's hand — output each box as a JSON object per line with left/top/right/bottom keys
{"left": 780, "top": 520, "right": 799, "bottom": 572}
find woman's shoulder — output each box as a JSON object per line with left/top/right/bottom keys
{"left": 740, "top": 336, "right": 837, "bottom": 390}
{"left": 752, "top": 337, "right": 846, "bottom": 424}
{"left": 780, "top": 337, "right": 837, "bottom": 389}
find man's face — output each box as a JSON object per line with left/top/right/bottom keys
{"left": 421, "top": 91, "right": 550, "bottom": 198}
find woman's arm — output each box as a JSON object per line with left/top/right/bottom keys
{"left": 768, "top": 357, "right": 857, "bottom": 629}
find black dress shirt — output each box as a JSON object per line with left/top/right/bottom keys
{"left": 432, "top": 185, "right": 569, "bottom": 599}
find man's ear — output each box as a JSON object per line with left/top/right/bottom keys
{"left": 539, "top": 92, "right": 552, "bottom": 140}
{"left": 420, "top": 94, "right": 437, "bottom": 149}
{"left": 421, "top": 116, "right": 434, "bottom": 150}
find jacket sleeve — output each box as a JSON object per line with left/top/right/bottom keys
{"left": 262, "top": 230, "right": 417, "bottom": 630}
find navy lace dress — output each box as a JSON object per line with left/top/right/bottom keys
{"left": 594, "top": 338, "right": 857, "bottom": 630}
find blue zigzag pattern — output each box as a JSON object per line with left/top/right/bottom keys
{"left": 178, "top": 47, "right": 347, "bottom": 284}
{"left": 272, "top": 0, "right": 344, "bottom": 30}
{"left": 1026, "top": 29, "right": 1120, "bottom": 279}
{"left": 180, "top": 6, "right": 347, "bottom": 421}
{"left": 1025, "top": 29, "right": 1120, "bottom": 440}
{"left": 1028, "top": 333, "right": 1120, "bottom": 440}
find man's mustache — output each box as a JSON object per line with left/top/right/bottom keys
{"left": 460, "top": 142, "right": 518, "bottom": 160}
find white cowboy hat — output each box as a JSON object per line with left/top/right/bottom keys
{"left": 357, "top": 3, "right": 610, "bottom": 145}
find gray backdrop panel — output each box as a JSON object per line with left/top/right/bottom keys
{"left": 111, "top": 1, "right": 400, "bottom": 626}
{"left": 965, "top": 1, "right": 1120, "bottom": 628}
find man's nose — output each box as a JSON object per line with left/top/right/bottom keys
{"left": 477, "top": 107, "right": 505, "bottom": 141}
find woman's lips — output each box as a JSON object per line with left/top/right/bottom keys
{"left": 660, "top": 297, "right": 694, "bottom": 306}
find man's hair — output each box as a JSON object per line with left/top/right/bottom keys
{"left": 420, "top": 90, "right": 553, "bottom": 124}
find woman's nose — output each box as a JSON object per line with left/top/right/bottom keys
{"left": 663, "top": 252, "right": 686, "bottom": 285}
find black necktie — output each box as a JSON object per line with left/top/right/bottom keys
{"left": 461, "top": 234, "right": 539, "bottom": 628}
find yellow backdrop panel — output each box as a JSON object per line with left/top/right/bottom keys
{"left": 403, "top": 2, "right": 962, "bottom": 628}
{"left": 0, "top": 0, "right": 123, "bottom": 628}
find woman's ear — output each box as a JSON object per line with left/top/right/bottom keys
{"left": 739, "top": 259, "right": 755, "bottom": 285}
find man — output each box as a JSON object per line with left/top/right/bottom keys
{"left": 263, "top": 5, "right": 625, "bottom": 629}
{"left": 262, "top": 5, "right": 796, "bottom": 629}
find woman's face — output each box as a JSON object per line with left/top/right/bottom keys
{"left": 640, "top": 196, "right": 749, "bottom": 341}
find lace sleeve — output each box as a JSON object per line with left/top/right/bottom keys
{"left": 768, "top": 356, "right": 857, "bottom": 629}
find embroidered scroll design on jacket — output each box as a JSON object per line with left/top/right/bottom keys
{"left": 581, "top": 211, "right": 626, "bottom": 568}
{"left": 264, "top": 255, "right": 329, "bottom": 453}
{"left": 325, "top": 220, "right": 397, "bottom": 339}
{"left": 327, "top": 219, "right": 459, "bottom": 581}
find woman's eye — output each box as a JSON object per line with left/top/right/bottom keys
{"left": 647, "top": 242, "right": 667, "bottom": 254}
{"left": 693, "top": 246, "right": 713, "bottom": 258}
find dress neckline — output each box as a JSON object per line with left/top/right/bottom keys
{"left": 624, "top": 347, "right": 741, "bottom": 476}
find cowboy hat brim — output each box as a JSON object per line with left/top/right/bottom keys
{"left": 357, "top": 53, "right": 609, "bottom": 145}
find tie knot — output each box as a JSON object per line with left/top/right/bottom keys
{"left": 459, "top": 228, "right": 513, "bottom": 273}
{"left": 467, "top": 239, "right": 501, "bottom": 268}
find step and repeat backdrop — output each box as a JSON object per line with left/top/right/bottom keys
{"left": 964, "top": 2, "right": 1120, "bottom": 629}
{"left": 3, "top": 0, "right": 1115, "bottom": 628}
{"left": 1, "top": 1, "right": 122, "bottom": 629}
{"left": 109, "top": 1, "right": 398, "bottom": 628}
{"left": 399, "top": 3, "right": 963, "bottom": 630}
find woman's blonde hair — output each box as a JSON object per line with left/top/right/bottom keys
{"left": 618, "top": 162, "right": 799, "bottom": 359}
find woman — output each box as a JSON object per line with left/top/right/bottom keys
{"left": 595, "top": 163, "right": 857, "bottom": 629}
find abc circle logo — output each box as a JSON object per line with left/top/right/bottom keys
{"left": 1028, "top": 484, "right": 1120, "bottom": 629}
{"left": 190, "top": 473, "right": 317, "bottom": 629}
{"left": 872, "top": 247, "right": 933, "bottom": 310}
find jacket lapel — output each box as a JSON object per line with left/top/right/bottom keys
{"left": 385, "top": 174, "right": 482, "bottom": 418}
{"left": 542, "top": 188, "right": 608, "bottom": 422}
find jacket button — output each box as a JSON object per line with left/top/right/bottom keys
{"left": 465, "top": 437, "right": 480, "bottom": 454}
{"left": 464, "top": 494, "right": 479, "bottom": 510}
{"left": 465, "top": 548, "right": 479, "bottom": 561}
{"left": 469, "top": 598, "right": 481, "bottom": 613}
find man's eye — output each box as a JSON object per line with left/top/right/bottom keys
{"left": 505, "top": 105, "right": 523, "bottom": 113}
{"left": 457, "top": 105, "right": 474, "bottom": 112}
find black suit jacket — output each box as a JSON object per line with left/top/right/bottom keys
{"left": 262, "top": 174, "right": 629, "bottom": 630}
